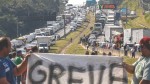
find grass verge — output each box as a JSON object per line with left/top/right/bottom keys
{"left": 49, "top": 13, "right": 92, "bottom": 54}
{"left": 64, "top": 13, "right": 95, "bottom": 54}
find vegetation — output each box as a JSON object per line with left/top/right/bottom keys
{"left": 0, "top": 0, "right": 60, "bottom": 39}
{"left": 64, "top": 13, "right": 94, "bottom": 54}
{"left": 145, "top": 13, "right": 150, "bottom": 23}
{"left": 49, "top": 12, "right": 93, "bottom": 54}
{"left": 120, "top": 0, "right": 150, "bottom": 28}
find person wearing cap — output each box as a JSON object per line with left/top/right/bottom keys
{"left": 14, "top": 50, "right": 23, "bottom": 65}
{"left": 123, "top": 37, "right": 150, "bottom": 84}
{"left": 0, "top": 37, "right": 30, "bottom": 84}
{"left": 14, "top": 50, "right": 24, "bottom": 84}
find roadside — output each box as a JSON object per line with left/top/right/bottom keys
{"left": 120, "top": 0, "right": 150, "bottom": 28}
{"left": 62, "top": 12, "right": 95, "bottom": 54}
{"left": 49, "top": 12, "right": 92, "bottom": 54}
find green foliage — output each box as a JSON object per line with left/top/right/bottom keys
{"left": 0, "top": 0, "right": 60, "bottom": 39}
{"left": 145, "top": 13, "right": 150, "bottom": 23}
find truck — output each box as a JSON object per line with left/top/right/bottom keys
{"left": 44, "top": 28, "right": 54, "bottom": 36}
{"left": 36, "top": 36, "right": 52, "bottom": 53}
{"left": 95, "top": 18, "right": 106, "bottom": 29}
{"left": 95, "top": 10, "right": 101, "bottom": 21}
{"left": 47, "top": 26, "right": 57, "bottom": 33}
{"left": 104, "top": 25, "right": 123, "bottom": 42}
{"left": 35, "top": 29, "right": 41, "bottom": 34}
{"left": 93, "top": 23, "right": 103, "bottom": 35}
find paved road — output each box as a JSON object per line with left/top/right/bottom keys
{"left": 56, "top": 24, "right": 71, "bottom": 38}
{"left": 16, "top": 24, "right": 71, "bottom": 52}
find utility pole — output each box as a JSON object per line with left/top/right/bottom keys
{"left": 17, "top": 20, "right": 18, "bottom": 38}
{"left": 126, "top": 2, "right": 128, "bottom": 24}
{"left": 62, "top": 1, "right": 66, "bottom": 39}
{"left": 63, "top": 14, "right": 66, "bottom": 38}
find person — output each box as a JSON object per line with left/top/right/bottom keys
{"left": 14, "top": 50, "right": 23, "bottom": 84}
{"left": 102, "top": 52, "right": 106, "bottom": 55}
{"left": 123, "top": 37, "right": 150, "bottom": 84}
{"left": 86, "top": 44, "right": 89, "bottom": 50}
{"left": 124, "top": 43, "right": 129, "bottom": 56}
{"left": 70, "top": 38, "right": 72, "bottom": 43}
{"left": 108, "top": 52, "right": 112, "bottom": 56}
{"left": 0, "top": 36, "right": 30, "bottom": 84}
{"left": 95, "top": 51, "right": 98, "bottom": 55}
{"left": 131, "top": 47, "right": 136, "bottom": 58}
{"left": 91, "top": 51, "right": 96, "bottom": 55}
{"left": 11, "top": 52, "right": 17, "bottom": 63}
{"left": 14, "top": 50, "right": 23, "bottom": 65}
{"left": 85, "top": 50, "right": 89, "bottom": 55}
{"left": 30, "top": 46, "right": 38, "bottom": 53}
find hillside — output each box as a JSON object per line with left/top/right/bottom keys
{"left": 119, "top": 0, "right": 150, "bottom": 28}
{"left": 0, "top": 0, "right": 60, "bottom": 39}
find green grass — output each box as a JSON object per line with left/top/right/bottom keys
{"left": 49, "top": 13, "right": 92, "bottom": 54}
{"left": 145, "top": 13, "right": 150, "bottom": 23}
{"left": 64, "top": 12, "right": 95, "bottom": 54}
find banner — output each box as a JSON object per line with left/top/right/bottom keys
{"left": 26, "top": 53, "right": 128, "bottom": 84}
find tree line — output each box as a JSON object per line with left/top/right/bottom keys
{"left": 0, "top": 0, "right": 60, "bottom": 39}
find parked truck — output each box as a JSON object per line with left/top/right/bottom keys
{"left": 36, "top": 36, "right": 52, "bottom": 53}
{"left": 104, "top": 25, "right": 123, "bottom": 42}
{"left": 93, "top": 23, "right": 103, "bottom": 35}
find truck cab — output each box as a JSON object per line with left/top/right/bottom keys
{"left": 94, "top": 23, "right": 103, "bottom": 35}
{"left": 38, "top": 43, "right": 48, "bottom": 53}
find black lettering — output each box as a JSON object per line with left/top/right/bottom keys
{"left": 98, "top": 65, "right": 106, "bottom": 84}
{"left": 109, "top": 63, "right": 128, "bottom": 84}
{"left": 88, "top": 65, "right": 94, "bottom": 84}
{"left": 29, "top": 60, "right": 47, "bottom": 84}
{"left": 68, "top": 66, "right": 86, "bottom": 84}
{"left": 48, "top": 63, "right": 65, "bottom": 84}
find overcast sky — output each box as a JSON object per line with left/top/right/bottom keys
{"left": 68, "top": 0, "right": 86, "bottom": 5}
{"left": 68, "top": 0, "right": 99, "bottom": 5}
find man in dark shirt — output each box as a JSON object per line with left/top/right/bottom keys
{"left": 0, "top": 37, "right": 30, "bottom": 84}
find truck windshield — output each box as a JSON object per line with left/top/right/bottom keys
{"left": 39, "top": 44, "right": 47, "bottom": 47}
{"left": 95, "top": 24, "right": 101, "bottom": 26}
{"left": 108, "top": 17, "right": 114, "bottom": 19}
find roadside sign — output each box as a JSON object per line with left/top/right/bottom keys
{"left": 99, "top": 4, "right": 116, "bottom": 9}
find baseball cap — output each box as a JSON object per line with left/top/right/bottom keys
{"left": 17, "top": 50, "right": 22, "bottom": 54}
{"left": 140, "top": 37, "right": 150, "bottom": 50}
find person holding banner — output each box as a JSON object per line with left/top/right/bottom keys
{"left": 123, "top": 37, "right": 150, "bottom": 84}
{"left": 0, "top": 37, "right": 30, "bottom": 84}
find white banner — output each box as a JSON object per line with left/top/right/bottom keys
{"left": 26, "top": 53, "right": 128, "bottom": 84}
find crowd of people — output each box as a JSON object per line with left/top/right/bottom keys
{"left": 84, "top": 36, "right": 150, "bottom": 84}
{"left": 0, "top": 36, "right": 150, "bottom": 84}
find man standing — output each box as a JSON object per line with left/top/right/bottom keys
{"left": 123, "top": 37, "right": 150, "bottom": 84}
{"left": 14, "top": 50, "right": 23, "bottom": 84}
{"left": 0, "top": 37, "right": 30, "bottom": 84}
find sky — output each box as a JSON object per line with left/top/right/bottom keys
{"left": 68, "top": 0, "right": 86, "bottom": 5}
{"left": 68, "top": 0, "right": 99, "bottom": 6}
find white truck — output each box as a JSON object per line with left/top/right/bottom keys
{"left": 36, "top": 36, "right": 52, "bottom": 53}
{"left": 93, "top": 23, "right": 103, "bottom": 35}
{"left": 44, "top": 28, "right": 54, "bottom": 36}
{"left": 104, "top": 25, "right": 123, "bottom": 42}
{"left": 35, "top": 29, "right": 41, "bottom": 34}
{"left": 47, "top": 26, "right": 57, "bottom": 33}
